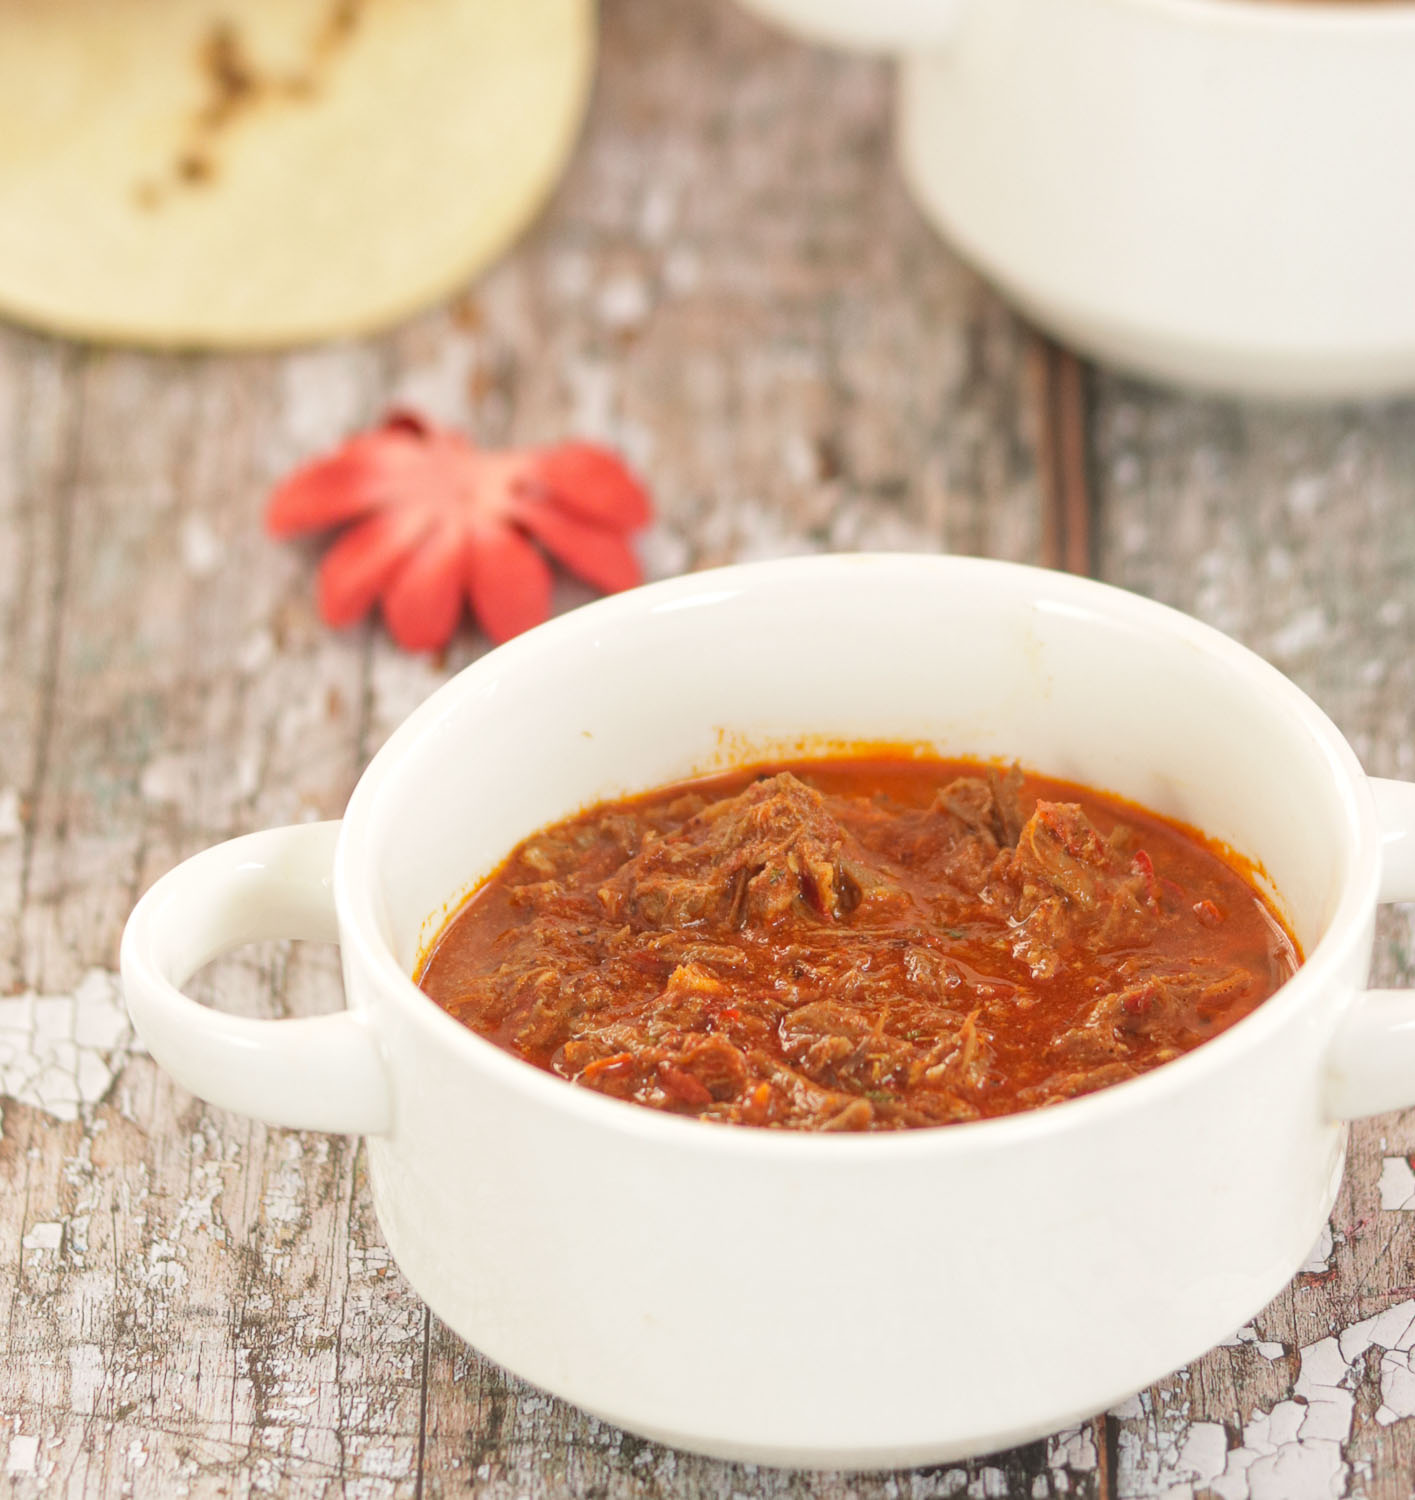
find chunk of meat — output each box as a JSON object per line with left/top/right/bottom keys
{"left": 515, "top": 812, "right": 644, "bottom": 881}
{"left": 597, "top": 773, "right": 910, "bottom": 931}
{"left": 747, "top": 1049, "right": 862, "bottom": 1128}
{"left": 778, "top": 1000, "right": 919, "bottom": 1092}
{"left": 1017, "top": 1059, "right": 1140, "bottom": 1106}
{"left": 1009, "top": 801, "right": 1115, "bottom": 911}
{"left": 999, "top": 802, "right": 1163, "bottom": 977}
{"left": 879, "top": 772, "right": 1024, "bottom": 896}
{"left": 921, "top": 1010, "right": 993, "bottom": 1092}
{"left": 937, "top": 767, "right": 1025, "bottom": 850}
{"left": 677, "top": 1035, "right": 751, "bottom": 1101}
{"left": 1064, "top": 962, "right": 1255, "bottom": 1059}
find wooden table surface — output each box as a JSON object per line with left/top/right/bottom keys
{"left": 3, "top": 2, "right": 1414, "bottom": 1495}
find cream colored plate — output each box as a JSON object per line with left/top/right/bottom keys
{"left": 0, "top": 0, "right": 594, "bottom": 348}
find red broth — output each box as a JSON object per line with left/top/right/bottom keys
{"left": 418, "top": 757, "right": 1299, "bottom": 1131}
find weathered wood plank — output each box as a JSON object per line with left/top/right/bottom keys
{"left": 1035, "top": 343, "right": 1094, "bottom": 577}
{"left": 0, "top": 334, "right": 421, "bottom": 1500}
{"left": 1092, "top": 378, "right": 1415, "bottom": 1500}
{"left": 0, "top": 334, "right": 81, "bottom": 987}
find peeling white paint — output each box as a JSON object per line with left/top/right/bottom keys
{"left": 264, "top": 1136, "right": 308, "bottom": 1229}
{"left": 388, "top": 340, "right": 478, "bottom": 427}
{"left": 1175, "top": 1422, "right": 1227, "bottom": 1489}
{"left": 1113, "top": 454, "right": 1142, "bottom": 489}
{"left": 637, "top": 523, "right": 691, "bottom": 582}
{"left": 1220, "top": 1325, "right": 1288, "bottom": 1361}
{"left": 0, "top": 785, "right": 21, "bottom": 838}
{"left": 180, "top": 515, "right": 220, "bottom": 578}
{"left": 1211, "top": 1426, "right": 1344, "bottom": 1500}
{"left": 1378, "top": 1155, "right": 1415, "bottom": 1210}
{"left": 1287, "top": 475, "right": 1326, "bottom": 518}
{"left": 141, "top": 747, "right": 258, "bottom": 806}
{"left": 141, "top": 1237, "right": 189, "bottom": 1293}
{"left": 238, "top": 627, "right": 275, "bottom": 674}
{"left": 277, "top": 347, "right": 379, "bottom": 457}
{"left": 1121, "top": 1299, "right": 1415, "bottom": 1499}
{"left": 66, "top": 1214, "right": 90, "bottom": 1260}
{"left": 564, "top": 356, "right": 618, "bottom": 439}
{"left": 782, "top": 431, "right": 818, "bottom": 486}
{"left": 5, "top": 1435, "right": 38, "bottom": 1475}
{"left": 1267, "top": 606, "right": 1329, "bottom": 660}
{"left": 0, "top": 969, "right": 139, "bottom": 1125}
{"left": 22, "top": 1221, "right": 62, "bottom": 1252}
{"left": 1047, "top": 1426, "right": 1098, "bottom": 1473}
{"left": 967, "top": 1467, "right": 1008, "bottom": 1499}
{"left": 368, "top": 652, "right": 449, "bottom": 742}
{"left": 829, "top": 501, "right": 936, "bottom": 553}
{"left": 172, "top": 1119, "right": 233, "bottom": 1245}
{"left": 694, "top": 500, "right": 824, "bottom": 566}
{"left": 139, "top": 752, "right": 195, "bottom": 804}
{"left": 67, "top": 1344, "right": 105, "bottom": 1417}
{"left": 1339, "top": 1300, "right": 1415, "bottom": 1424}
{"left": 638, "top": 183, "right": 677, "bottom": 245}
{"left": 597, "top": 273, "right": 651, "bottom": 330}
{"left": 1299, "top": 1223, "right": 1336, "bottom": 1275}
{"left": 1292, "top": 1338, "right": 1351, "bottom": 1442}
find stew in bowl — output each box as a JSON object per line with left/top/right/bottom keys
{"left": 419, "top": 755, "right": 1299, "bottom": 1130}
{"left": 121, "top": 554, "right": 1415, "bottom": 1468}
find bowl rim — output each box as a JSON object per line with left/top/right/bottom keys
{"left": 334, "top": 553, "right": 1379, "bottom": 1158}
{"left": 1084, "top": 0, "right": 1415, "bottom": 33}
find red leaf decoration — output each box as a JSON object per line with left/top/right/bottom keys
{"left": 533, "top": 443, "right": 654, "bottom": 530}
{"left": 511, "top": 499, "right": 643, "bottom": 595}
{"left": 466, "top": 527, "right": 554, "bottom": 645}
{"left": 266, "top": 416, "right": 653, "bottom": 650}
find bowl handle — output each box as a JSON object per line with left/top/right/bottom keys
{"left": 120, "top": 822, "right": 392, "bottom": 1136}
{"left": 1325, "top": 777, "right": 1415, "bottom": 1120}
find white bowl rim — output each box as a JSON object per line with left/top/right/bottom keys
{"left": 1052, "top": 0, "right": 1415, "bottom": 32}
{"left": 335, "top": 553, "right": 1379, "bottom": 1159}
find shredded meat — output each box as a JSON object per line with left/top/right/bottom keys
{"left": 596, "top": 774, "right": 902, "bottom": 928}
{"left": 420, "top": 759, "right": 1298, "bottom": 1131}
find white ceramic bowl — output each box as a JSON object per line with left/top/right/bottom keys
{"left": 122, "top": 555, "right": 1415, "bottom": 1468}
{"left": 736, "top": 0, "right": 1415, "bottom": 398}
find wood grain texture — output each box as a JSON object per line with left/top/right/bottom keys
{"left": 1035, "top": 343, "right": 1094, "bottom": 578}
{"left": 1092, "top": 377, "right": 1415, "bottom": 1500}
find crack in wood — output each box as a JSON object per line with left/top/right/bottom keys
{"left": 1035, "top": 338, "right": 1095, "bottom": 580}
{"left": 414, "top": 1306, "right": 431, "bottom": 1500}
